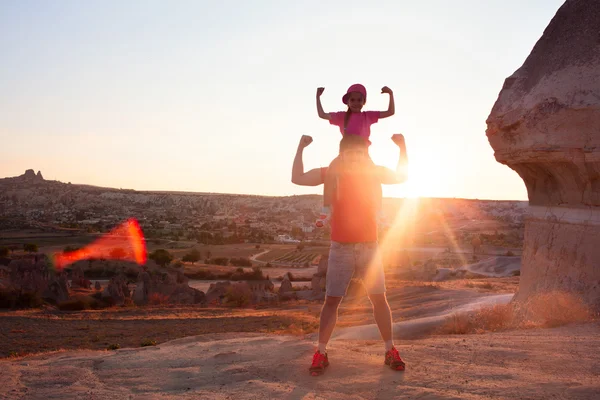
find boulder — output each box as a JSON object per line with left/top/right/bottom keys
{"left": 206, "top": 281, "right": 232, "bottom": 304}
{"left": 486, "top": 0, "right": 600, "bottom": 309}
{"left": 278, "top": 274, "right": 293, "bottom": 294}
{"left": 42, "top": 275, "right": 69, "bottom": 303}
{"left": 317, "top": 254, "right": 328, "bottom": 276}
{"left": 311, "top": 274, "right": 326, "bottom": 300}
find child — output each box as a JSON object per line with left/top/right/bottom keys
{"left": 315, "top": 84, "right": 395, "bottom": 227}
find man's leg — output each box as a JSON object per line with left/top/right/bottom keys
{"left": 368, "top": 293, "right": 393, "bottom": 346}
{"left": 309, "top": 242, "right": 354, "bottom": 376}
{"left": 320, "top": 241, "right": 354, "bottom": 350}
{"left": 310, "top": 296, "right": 343, "bottom": 376}
{"left": 358, "top": 243, "right": 405, "bottom": 371}
{"left": 317, "top": 295, "right": 343, "bottom": 352}
{"left": 369, "top": 293, "right": 405, "bottom": 371}
{"left": 357, "top": 243, "right": 389, "bottom": 343}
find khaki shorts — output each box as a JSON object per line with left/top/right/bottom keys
{"left": 326, "top": 241, "right": 386, "bottom": 297}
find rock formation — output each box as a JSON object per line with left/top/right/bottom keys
{"left": 311, "top": 274, "right": 325, "bottom": 299}
{"left": 317, "top": 253, "right": 328, "bottom": 276}
{"left": 278, "top": 273, "right": 293, "bottom": 294}
{"left": 43, "top": 273, "right": 69, "bottom": 303}
{"left": 5, "top": 256, "right": 69, "bottom": 304}
{"left": 205, "top": 281, "right": 232, "bottom": 304}
{"left": 486, "top": 0, "right": 600, "bottom": 308}
{"left": 22, "top": 169, "right": 36, "bottom": 180}
{"left": 310, "top": 252, "right": 328, "bottom": 300}
{"left": 18, "top": 169, "right": 44, "bottom": 181}
{"left": 102, "top": 275, "right": 127, "bottom": 305}
{"left": 422, "top": 260, "right": 438, "bottom": 281}
{"left": 132, "top": 267, "right": 205, "bottom": 305}
{"left": 70, "top": 265, "right": 91, "bottom": 289}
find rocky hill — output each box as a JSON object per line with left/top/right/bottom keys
{"left": 0, "top": 170, "right": 529, "bottom": 236}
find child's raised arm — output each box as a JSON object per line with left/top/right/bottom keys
{"left": 316, "top": 87, "right": 330, "bottom": 120}
{"left": 379, "top": 86, "right": 395, "bottom": 119}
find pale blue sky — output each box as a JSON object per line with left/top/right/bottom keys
{"left": 0, "top": 0, "right": 565, "bottom": 200}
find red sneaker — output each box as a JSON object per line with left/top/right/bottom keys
{"left": 384, "top": 347, "right": 405, "bottom": 371}
{"left": 309, "top": 351, "right": 329, "bottom": 376}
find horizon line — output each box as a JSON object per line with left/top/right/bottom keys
{"left": 1, "top": 172, "right": 529, "bottom": 203}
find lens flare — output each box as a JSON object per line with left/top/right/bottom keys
{"left": 53, "top": 218, "right": 147, "bottom": 270}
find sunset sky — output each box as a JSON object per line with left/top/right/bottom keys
{"left": 0, "top": 0, "right": 564, "bottom": 200}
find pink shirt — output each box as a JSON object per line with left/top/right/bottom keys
{"left": 329, "top": 111, "right": 380, "bottom": 140}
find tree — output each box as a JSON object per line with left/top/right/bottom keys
{"left": 291, "top": 226, "right": 303, "bottom": 238}
{"left": 182, "top": 248, "right": 201, "bottom": 264}
{"left": 0, "top": 246, "right": 9, "bottom": 257}
{"left": 213, "top": 233, "right": 224, "bottom": 245}
{"left": 251, "top": 266, "right": 265, "bottom": 280}
{"left": 197, "top": 231, "right": 213, "bottom": 244}
{"left": 23, "top": 243, "right": 38, "bottom": 253}
{"left": 211, "top": 257, "right": 229, "bottom": 266}
{"left": 109, "top": 247, "right": 127, "bottom": 260}
{"left": 149, "top": 249, "right": 174, "bottom": 267}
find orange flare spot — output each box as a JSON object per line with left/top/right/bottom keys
{"left": 53, "top": 218, "right": 147, "bottom": 270}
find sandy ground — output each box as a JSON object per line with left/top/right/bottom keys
{"left": 0, "top": 307, "right": 318, "bottom": 357}
{"left": 333, "top": 294, "right": 514, "bottom": 340}
{"left": 10, "top": 277, "right": 598, "bottom": 399}
{"left": 0, "top": 279, "right": 519, "bottom": 358}
{"left": 2, "top": 323, "right": 599, "bottom": 400}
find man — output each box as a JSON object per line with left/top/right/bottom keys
{"left": 292, "top": 134, "right": 407, "bottom": 187}
{"left": 291, "top": 133, "right": 409, "bottom": 376}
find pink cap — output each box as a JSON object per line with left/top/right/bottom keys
{"left": 342, "top": 83, "right": 367, "bottom": 104}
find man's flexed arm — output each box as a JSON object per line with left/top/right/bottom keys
{"left": 379, "top": 134, "right": 408, "bottom": 184}
{"left": 291, "top": 135, "right": 325, "bottom": 186}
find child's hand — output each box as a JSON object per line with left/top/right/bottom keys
{"left": 299, "top": 135, "right": 313, "bottom": 148}
{"left": 381, "top": 86, "right": 393, "bottom": 95}
{"left": 316, "top": 87, "right": 325, "bottom": 97}
{"left": 391, "top": 134, "right": 405, "bottom": 146}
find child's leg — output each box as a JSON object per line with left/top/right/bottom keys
{"left": 364, "top": 153, "right": 388, "bottom": 228}
{"left": 376, "top": 183, "right": 392, "bottom": 229}
{"left": 376, "top": 181, "right": 384, "bottom": 221}
{"left": 323, "top": 159, "right": 338, "bottom": 208}
{"left": 316, "top": 157, "right": 340, "bottom": 228}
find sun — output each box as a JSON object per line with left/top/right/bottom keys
{"left": 383, "top": 177, "right": 422, "bottom": 199}
{"left": 371, "top": 140, "right": 468, "bottom": 200}
{"left": 372, "top": 146, "right": 439, "bottom": 199}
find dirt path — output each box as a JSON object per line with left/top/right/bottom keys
{"left": 249, "top": 249, "right": 271, "bottom": 264}
{"left": 333, "top": 293, "right": 514, "bottom": 340}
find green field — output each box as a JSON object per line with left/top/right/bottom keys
{"left": 257, "top": 246, "right": 327, "bottom": 265}
{"left": 256, "top": 247, "right": 295, "bottom": 262}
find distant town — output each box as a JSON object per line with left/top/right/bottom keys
{"left": 0, "top": 169, "right": 529, "bottom": 248}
